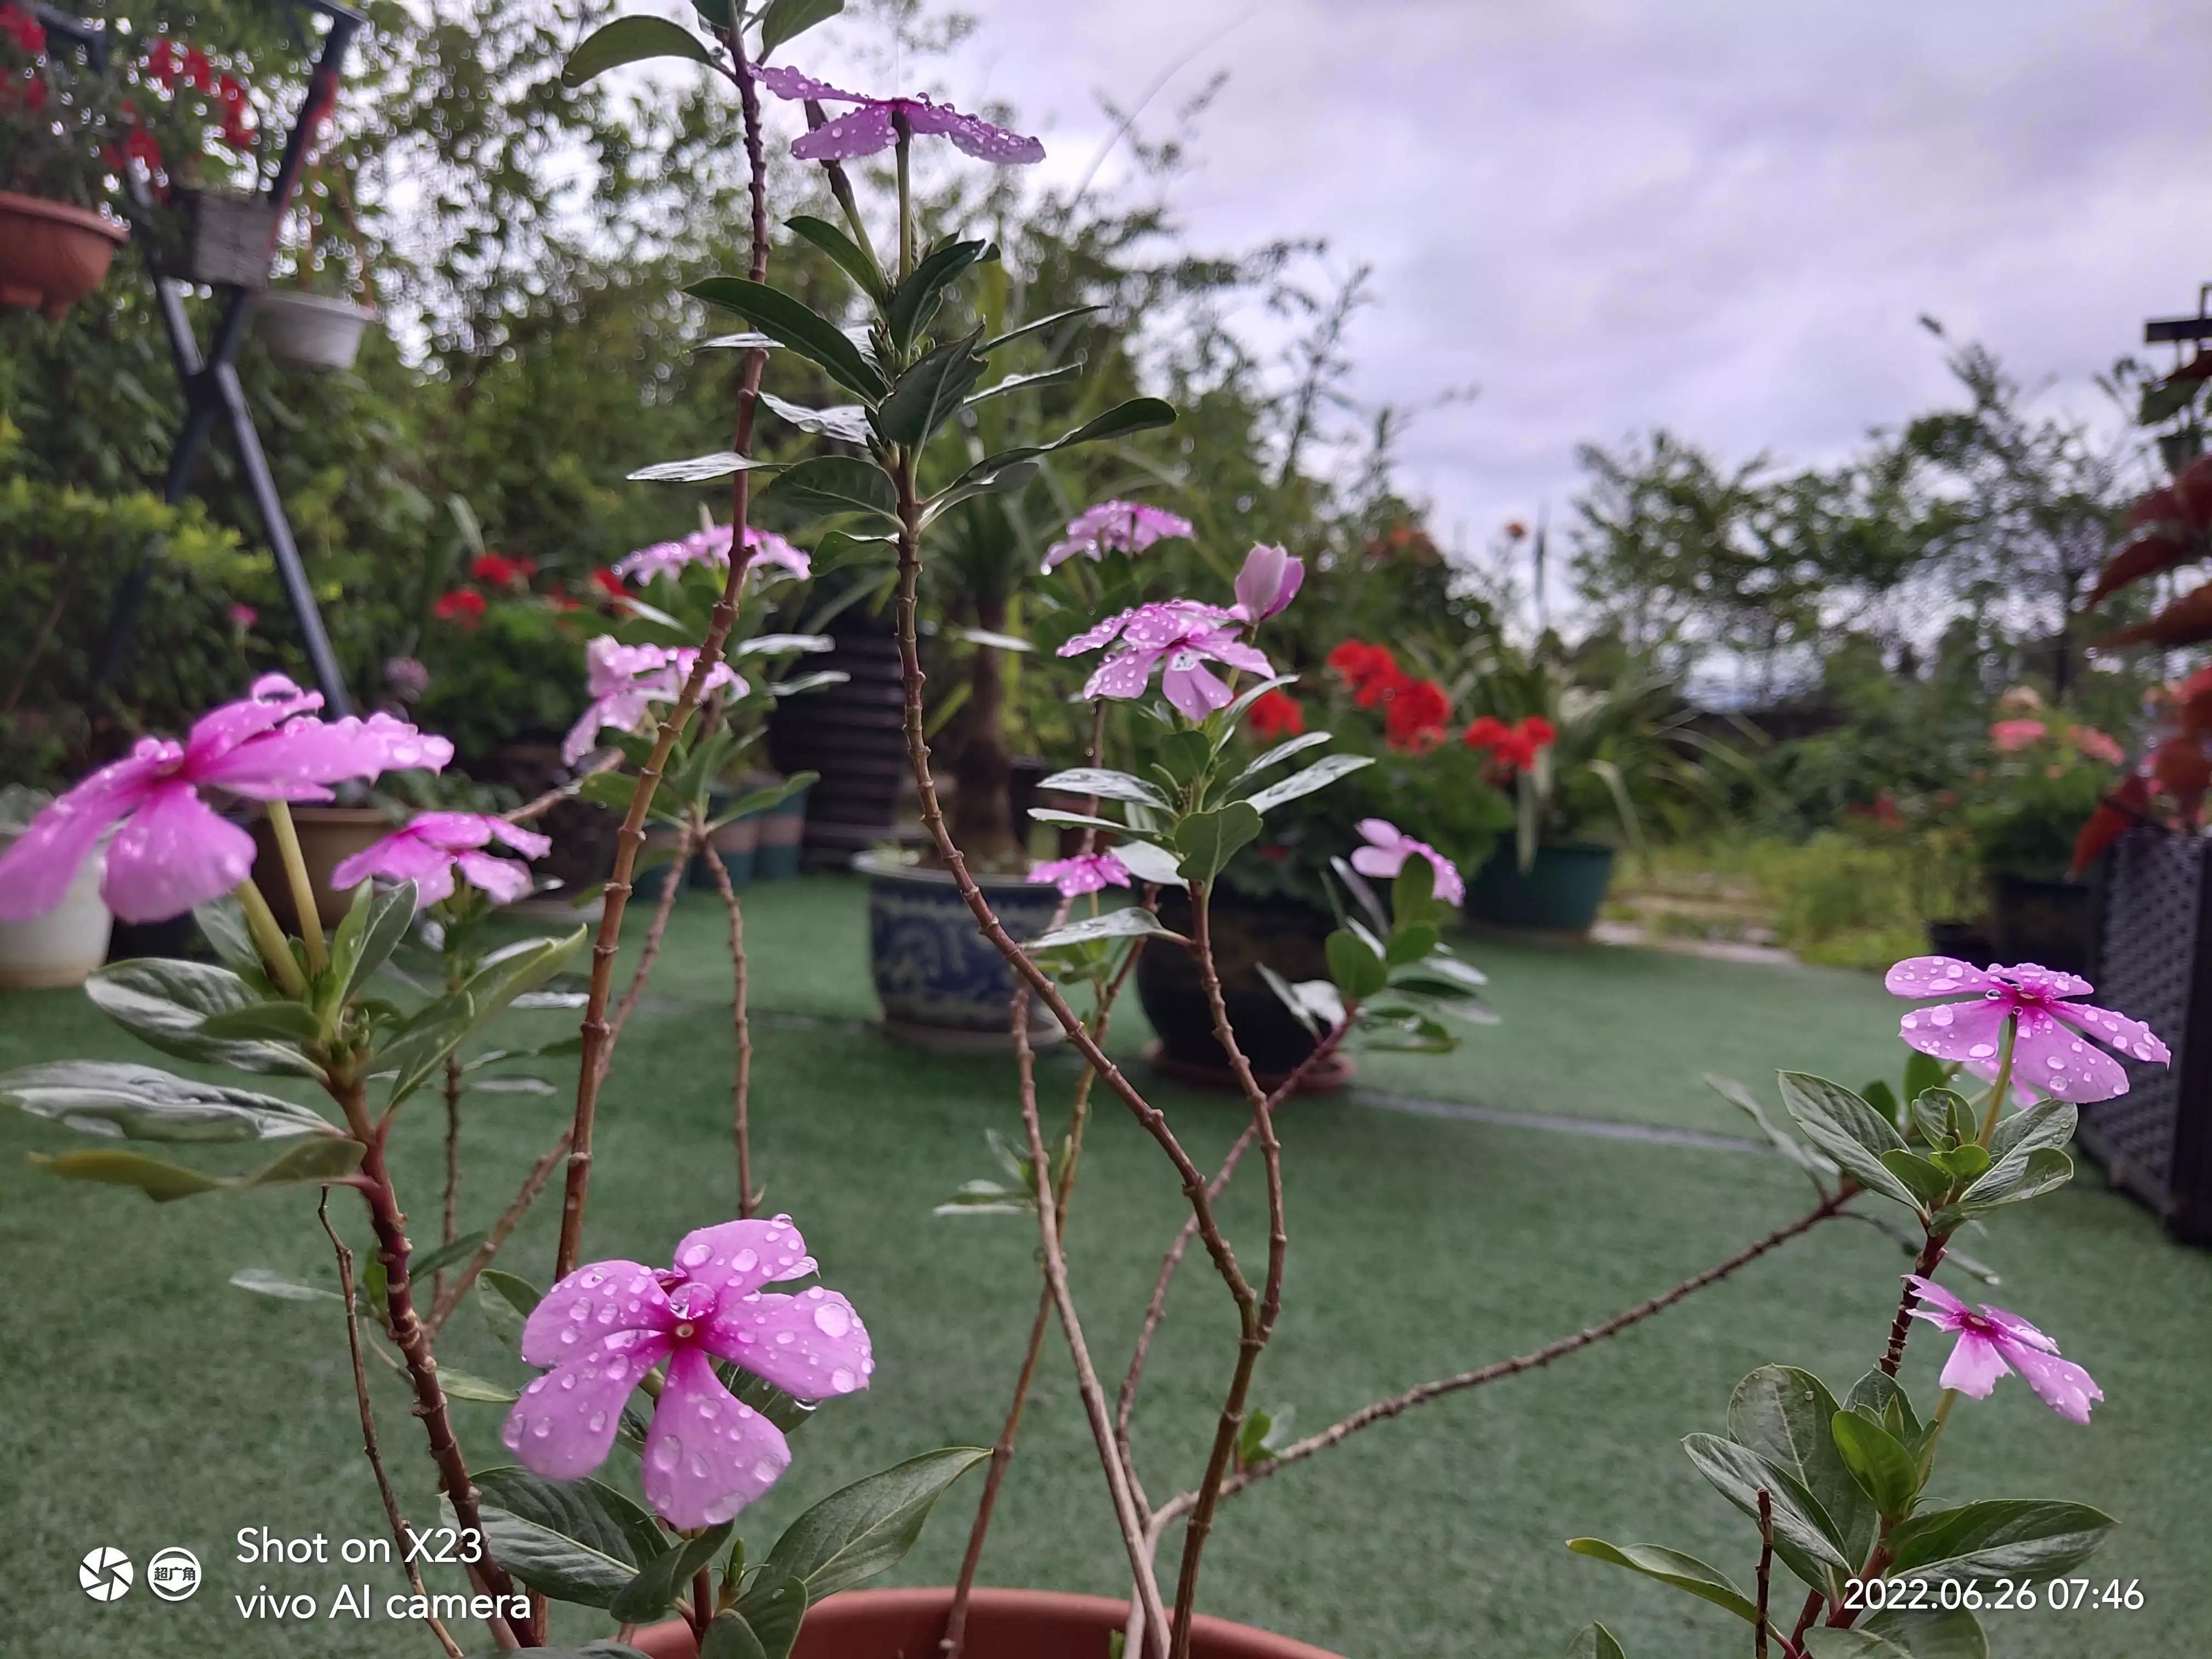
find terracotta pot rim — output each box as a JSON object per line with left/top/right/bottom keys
{"left": 0, "top": 187, "right": 131, "bottom": 244}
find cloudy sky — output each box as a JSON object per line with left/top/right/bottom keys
{"left": 857, "top": 0, "right": 2211, "bottom": 551}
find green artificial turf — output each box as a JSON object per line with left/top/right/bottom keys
{"left": 2, "top": 876, "right": 2207, "bottom": 1659}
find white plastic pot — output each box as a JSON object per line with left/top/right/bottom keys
{"left": 0, "top": 827, "right": 112, "bottom": 989}
{"left": 255, "top": 290, "right": 380, "bottom": 371}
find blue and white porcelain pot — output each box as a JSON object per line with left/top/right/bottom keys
{"left": 855, "top": 851, "right": 1064, "bottom": 1050}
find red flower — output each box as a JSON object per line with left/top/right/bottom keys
{"left": 145, "top": 38, "right": 178, "bottom": 86}
{"left": 589, "top": 566, "right": 627, "bottom": 601}
{"left": 471, "top": 552, "right": 535, "bottom": 587}
{"left": 1329, "top": 640, "right": 1410, "bottom": 708}
{"left": 433, "top": 588, "right": 486, "bottom": 625}
{"left": 1384, "top": 678, "right": 1451, "bottom": 752}
{"left": 1462, "top": 715, "right": 1510, "bottom": 751}
{"left": 1, "top": 3, "right": 47, "bottom": 55}
{"left": 1464, "top": 713, "right": 1555, "bottom": 775}
{"left": 183, "top": 45, "right": 213, "bottom": 91}
{"left": 1518, "top": 715, "right": 1556, "bottom": 749}
{"left": 1245, "top": 688, "right": 1305, "bottom": 741}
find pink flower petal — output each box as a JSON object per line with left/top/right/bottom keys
{"left": 1422, "top": 847, "right": 1465, "bottom": 907}
{"left": 2008, "top": 1005, "right": 2130, "bottom": 1103}
{"left": 1938, "top": 1330, "right": 2013, "bottom": 1398}
{"left": 669, "top": 1217, "right": 813, "bottom": 1302}
{"left": 409, "top": 812, "right": 498, "bottom": 850}
{"left": 900, "top": 99, "right": 1044, "bottom": 165}
{"left": 1349, "top": 844, "right": 1407, "bottom": 882}
{"left": 0, "top": 747, "right": 162, "bottom": 921}
{"left": 1997, "top": 962, "right": 2094, "bottom": 999}
{"left": 503, "top": 1327, "right": 669, "bottom": 1480}
{"left": 1161, "top": 656, "right": 1231, "bottom": 721}
{"left": 1978, "top": 1302, "right": 2058, "bottom": 1354}
{"left": 489, "top": 818, "right": 554, "bottom": 860}
{"left": 752, "top": 64, "right": 864, "bottom": 104}
{"left": 1884, "top": 956, "right": 2000, "bottom": 998}
{"left": 2004, "top": 1343, "right": 2102, "bottom": 1424}
{"left": 642, "top": 1348, "right": 792, "bottom": 1529}
{"left": 1203, "top": 635, "right": 1275, "bottom": 678}
{"left": 2053, "top": 1000, "right": 2170, "bottom": 1065}
{"left": 183, "top": 681, "right": 323, "bottom": 766}
{"left": 455, "top": 850, "right": 533, "bottom": 905}
{"left": 1084, "top": 647, "right": 1162, "bottom": 702}
{"left": 1060, "top": 608, "right": 1135, "bottom": 657}
{"left": 700, "top": 1283, "right": 874, "bottom": 1400}
{"left": 1896, "top": 995, "right": 2011, "bottom": 1067}
{"left": 101, "top": 782, "right": 257, "bottom": 923}
{"left": 1901, "top": 1273, "right": 1970, "bottom": 1328}
{"left": 332, "top": 827, "right": 445, "bottom": 893}
{"left": 521, "top": 1260, "right": 675, "bottom": 1366}
{"left": 792, "top": 103, "right": 898, "bottom": 161}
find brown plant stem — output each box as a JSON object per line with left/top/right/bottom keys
{"left": 1151, "top": 1188, "right": 1856, "bottom": 1519}
{"left": 437, "top": 1051, "right": 462, "bottom": 1307}
{"left": 1008, "top": 974, "right": 1171, "bottom": 1647}
{"left": 886, "top": 451, "right": 1256, "bottom": 1343}
{"left": 553, "top": 35, "right": 770, "bottom": 1283}
{"left": 335, "top": 1083, "right": 522, "bottom": 1624}
{"left": 1118, "top": 1020, "right": 1349, "bottom": 1475}
{"left": 504, "top": 752, "right": 618, "bottom": 828}
{"left": 1755, "top": 1487, "right": 1774, "bottom": 1659}
{"left": 429, "top": 1128, "right": 572, "bottom": 1334}
{"left": 1879, "top": 1231, "right": 1950, "bottom": 1377}
{"left": 601, "top": 833, "right": 692, "bottom": 1083}
{"left": 698, "top": 837, "right": 758, "bottom": 1216}
{"left": 1167, "top": 880, "right": 1286, "bottom": 1659}
{"left": 319, "top": 1193, "right": 469, "bottom": 1659}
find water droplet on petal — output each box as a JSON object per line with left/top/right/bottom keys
{"left": 532, "top": 1418, "right": 552, "bottom": 1438}
{"left": 690, "top": 1453, "right": 711, "bottom": 1478}
{"left": 831, "top": 1367, "right": 856, "bottom": 1393}
{"left": 1931, "top": 1007, "right": 1954, "bottom": 1027}
{"left": 814, "top": 1303, "right": 853, "bottom": 1338}
{"left": 588, "top": 1410, "right": 607, "bottom": 1432}
{"left": 571, "top": 1299, "right": 592, "bottom": 1322}
{"left": 652, "top": 1437, "right": 681, "bottom": 1470}
{"left": 754, "top": 1459, "right": 780, "bottom": 1483}
{"left": 733, "top": 1248, "right": 758, "bottom": 1273}
{"left": 1967, "top": 1043, "right": 1994, "bottom": 1059}
{"left": 682, "top": 1243, "right": 713, "bottom": 1267}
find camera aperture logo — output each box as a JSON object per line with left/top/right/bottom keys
{"left": 148, "top": 1547, "right": 203, "bottom": 1601}
{"left": 78, "top": 1547, "right": 132, "bottom": 1603}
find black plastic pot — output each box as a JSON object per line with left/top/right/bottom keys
{"left": 1464, "top": 840, "right": 1616, "bottom": 934}
{"left": 1136, "top": 889, "right": 1333, "bottom": 1077}
{"left": 768, "top": 611, "right": 909, "bottom": 867}
{"left": 1985, "top": 872, "right": 2098, "bottom": 977}
{"left": 1925, "top": 918, "right": 1995, "bottom": 963}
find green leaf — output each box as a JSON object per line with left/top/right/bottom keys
{"left": 758, "top": 392, "right": 873, "bottom": 445}
{"left": 1707, "top": 1073, "right": 1837, "bottom": 1181}
{"left": 1843, "top": 1370, "right": 1928, "bottom": 1458}
{"left": 1173, "top": 802, "right": 1263, "bottom": 883}
{"left": 686, "top": 277, "right": 887, "bottom": 399}
{"left": 926, "top": 458, "right": 1040, "bottom": 517}
{"left": 1948, "top": 1147, "right": 2074, "bottom": 1219}
{"left": 562, "top": 15, "right": 714, "bottom": 86}
{"left": 199, "top": 1000, "right": 328, "bottom": 1045}
{"left": 769, "top": 456, "right": 901, "bottom": 526}
{"left": 1928, "top": 1144, "right": 1989, "bottom": 1184}
{"left": 610, "top": 1524, "right": 735, "bottom": 1623}
{"left": 30, "top": 1137, "right": 365, "bottom": 1201}
{"left": 194, "top": 896, "right": 264, "bottom": 977}
{"left": 874, "top": 328, "right": 990, "bottom": 447}
{"left": 1243, "top": 753, "right": 1373, "bottom": 815}
{"left": 1565, "top": 1538, "right": 1760, "bottom": 1624}
{"left": 1884, "top": 1500, "right": 2116, "bottom": 1584}
{"left": 1028, "top": 808, "right": 1126, "bottom": 835}
{"left": 334, "top": 881, "right": 417, "bottom": 1001}
{"left": 475, "top": 1466, "right": 665, "bottom": 1570}
{"left": 1325, "top": 929, "right": 1390, "bottom": 1001}
{"left": 762, "top": 1447, "right": 989, "bottom": 1599}
{"left": 84, "top": 961, "right": 324, "bottom": 1078}
{"left": 1037, "top": 767, "right": 1169, "bottom": 808}
{"left": 887, "top": 239, "right": 991, "bottom": 355}
{"left": 701, "top": 1612, "right": 770, "bottom": 1659}
{"left": 228, "top": 1267, "right": 342, "bottom": 1302}
{"left": 783, "top": 212, "right": 884, "bottom": 302}
{"left": 1729, "top": 1366, "right": 1877, "bottom": 1570}
{"left": 757, "top": 0, "right": 843, "bottom": 53}
{"left": 1880, "top": 1148, "right": 1955, "bottom": 1210}
{"left": 964, "top": 362, "right": 1085, "bottom": 408}
{"left": 460, "top": 1502, "right": 638, "bottom": 1610}
{"left": 1110, "top": 839, "right": 1186, "bottom": 888}
{"left": 979, "top": 304, "right": 1102, "bottom": 354}
{"left": 1384, "top": 922, "right": 1440, "bottom": 967}
{"left": 408, "top": 1231, "right": 490, "bottom": 1282}
{"left": 0, "top": 1059, "right": 337, "bottom": 1142}
{"left": 1680, "top": 1433, "right": 1852, "bottom": 1594}
{"left": 1985, "top": 1099, "right": 2077, "bottom": 1163}
{"left": 1903, "top": 1052, "right": 1951, "bottom": 1108}
{"left": 1563, "top": 1624, "right": 1627, "bottom": 1659}
{"left": 727, "top": 1569, "right": 808, "bottom": 1659}
{"left": 628, "top": 452, "right": 786, "bottom": 483}
{"left": 439, "top": 1368, "right": 518, "bottom": 1403}
{"left": 1231, "top": 731, "right": 1331, "bottom": 788}
{"left": 480, "top": 1271, "right": 536, "bottom": 1348}
{"left": 1048, "top": 397, "right": 1176, "bottom": 448}
{"left": 1028, "top": 908, "right": 1173, "bottom": 951}
{"left": 1817, "top": 1609, "right": 1988, "bottom": 1659}
{"left": 1778, "top": 1072, "right": 1920, "bottom": 1210}
{"left": 382, "top": 929, "right": 588, "bottom": 1108}
{"left": 1863, "top": 1079, "right": 1901, "bottom": 1125}
{"left": 1830, "top": 1409, "right": 1920, "bottom": 1520}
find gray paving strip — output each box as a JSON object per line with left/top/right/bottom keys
{"left": 1347, "top": 1087, "right": 1773, "bottom": 1155}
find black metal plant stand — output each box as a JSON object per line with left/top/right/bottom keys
{"left": 36, "top": 0, "right": 363, "bottom": 714}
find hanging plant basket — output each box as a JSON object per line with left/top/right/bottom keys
{"left": 254, "top": 289, "right": 380, "bottom": 370}
{"left": 0, "top": 190, "right": 131, "bottom": 318}
{"left": 179, "top": 188, "right": 278, "bottom": 289}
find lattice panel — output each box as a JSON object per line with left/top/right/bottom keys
{"left": 2080, "top": 831, "right": 2203, "bottom": 1207}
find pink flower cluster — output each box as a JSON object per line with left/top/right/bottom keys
{"left": 1905, "top": 1276, "right": 2102, "bottom": 1423}
{"left": 615, "top": 524, "right": 810, "bottom": 588}
{"left": 1056, "top": 546, "right": 1304, "bottom": 721}
{"left": 333, "top": 812, "right": 551, "bottom": 909}
{"left": 562, "top": 638, "right": 744, "bottom": 766}
{"left": 1030, "top": 851, "right": 1130, "bottom": 897}
{"left": 0, "top": 676, "right": 452, "bottom": 924}
{"left": 504, "top": 1217, "right": 871, "bottom": 1529}
{"left": 1349, "top": 819, "right": 1463, "bottom": 906}
{"left": 1041, "top": 500, "right": 1193, "bottom": 572}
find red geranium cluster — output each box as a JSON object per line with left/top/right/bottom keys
{"left": 1325, "top": 639, "right": 1453, "bottom": 751}
{"left": 472, "top": 552, "right": 538, "bottom": 588}
{"left": 1245, "top": 688, "right": 1305, "bottom": 741}
{"left": 145, "top": 37, "right": 254, "bottom": 149}
{"left": 432, "top": 589, "right": 487, "bottom": 625}
{"left": 1463, "top": 714, "right": 1556, "bottom": 775}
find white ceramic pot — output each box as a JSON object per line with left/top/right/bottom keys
{"left": 0, "top": 827, "right": 112, "bottom": 988}
{"left": 255, "top": 290, "right": 380, "bottom": 371}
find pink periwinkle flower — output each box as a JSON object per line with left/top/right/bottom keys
{"left": 503, "top": 1217, "right": 872, "bottom": 1529}
{"left": 563, "top": 638, "right": 744, "bottom": 766}
{"left": 1058, "top": 601, "right": 1272, "bottom": 722}
{"left": 1886, "top": 957, "right": 2169, "bottom": 1104}
{"left": 0, "top": 676, "right": 452, "bottom": 925}
{"left": 1040, "top": 500, "right": 1194, "bottom": 573}
{"left": 1029, "top": 851, "right": 1131, "bottom": 897}
{"left": 1231, "top": 543, "right": 1305, "bottom": 624}
{"left": 1989, "top": 718, "right": 2049, "bottom": 752}
{"left": 1348, "top": 818, "right": 1464, "bottom": 906}
{"left": 616, "top": 524, "right": 810, "bottom": 587}
{"left": 1903, "top": 1275, "right": 2102, "bottom": 1423}
{"left": 332, "top": 812, "right": 552, "bottom": 909}
{"left": 384, "top": 656, "right": 430, "bottom": 703}
{"left": 2068, "top": 725, "right": 2124, "bottom": 766}
{"left": 228, "top": 603, "right": 258, "bottom": 629}
{"left": 754, "top": 65, "right": 1043, "bottom": 166}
